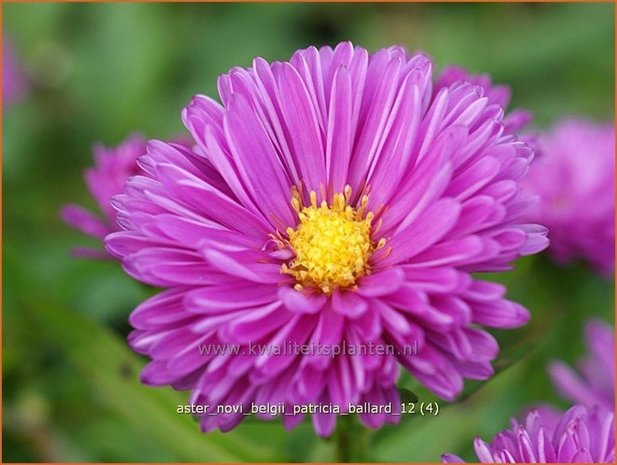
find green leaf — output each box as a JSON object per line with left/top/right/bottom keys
{"left": 398, "top": 387, "right": 419, "bottom": 404}
{"left": 23, "top": 300, "right": 274, "bottom": 462}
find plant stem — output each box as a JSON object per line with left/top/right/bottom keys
{"left": 334, "top": 415, "right": 371, "bottom": 462}
{"left": 335, "top": 417, "right": 353, "bottom": 462}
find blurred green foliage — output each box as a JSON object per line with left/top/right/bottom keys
{"left": 3, "top": 3, "right": 614, "bottom": 462}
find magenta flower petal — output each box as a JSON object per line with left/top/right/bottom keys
{"left": 224, "top": 93, "right": 297, "bottom": 227}
{"left": 278, "top": 286, "right": 327, "bottom": 314}
{"left": 107, "top": 42, "right": 547, "bottom": 435}
{"left": 441, "top": 453, "right": 465, "bottom": 463}
{"left": 61, "top": 204, "right": 113, "bottom": 239}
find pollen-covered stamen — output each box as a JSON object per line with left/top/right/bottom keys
{"left": 281, "top": 185, "right": 385, "bottom": 294}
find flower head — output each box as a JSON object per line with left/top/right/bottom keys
{"left": 61, "top": 134, "right": 147, "bottom": 259}
{"left": 442, "top": 405, "right": 615, "bottom": 463}
{"left": 550, "top": 319, "right": 614, "bottom": 411}
{"left": 523, "top": 118, "right": 615, "bottom": 275}
{"left": 106, "top": 42, "right": 547, "bottom": 436}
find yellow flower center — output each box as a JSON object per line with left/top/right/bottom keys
{"left": 281, "top": 186, "right": 385, "bottom": 294}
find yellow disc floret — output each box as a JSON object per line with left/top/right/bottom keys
{"left": 282, "top": 186, "right": 384, "bottom": 294}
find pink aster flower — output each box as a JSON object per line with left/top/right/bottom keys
{"left": 106, "top": 42, "right": 548, "bottom": 436}
{"left": 3, "top": 40, "right": 28, "bottom": 106}
{"left": 550, "top": 319, "right": 614, "bottom": 411}
{"left": 523, "top": 118, "right": 615, "bottom": 276}
{"left": 61, "top": 134, "right": 147, "bottom": 259}
{"left": 442, "top": 405, "right": 615, "bottom": 463}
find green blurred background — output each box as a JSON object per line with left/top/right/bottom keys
{"left": 3, "top": 2, "right": 614, "bottom": 462}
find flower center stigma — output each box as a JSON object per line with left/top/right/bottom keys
{"left": 280, "top": 185, "right": 385, "bottom": 294}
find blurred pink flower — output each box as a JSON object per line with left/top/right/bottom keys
{"left": 3, "top": 40, "right": 28, "bottom": 106}
{"left": 61, "top": 134, "right": 147, "bottom": 259}
{"left": 550, "top": 319, "right": 614, "bottom": 411}
{"left": 524, "top": 118, "right": 615, "bottom": 275}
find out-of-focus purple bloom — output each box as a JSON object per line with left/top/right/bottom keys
{"left": 524, "top": 119, "right": 615, "bottom": 275}
{"left": 442, "top": 405, "right": 615, "bottom": 463}
{"left": 61, "top": 134, "right": 147, "bottom": 259}
{"left": 3, "top": 41, "right": 28, "bottom": 106}
{"left": 550, "top": 319, "right": 614, "bottom": 411}
{"left": 106, "top": 42, "right": 547, "bottom": 436}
